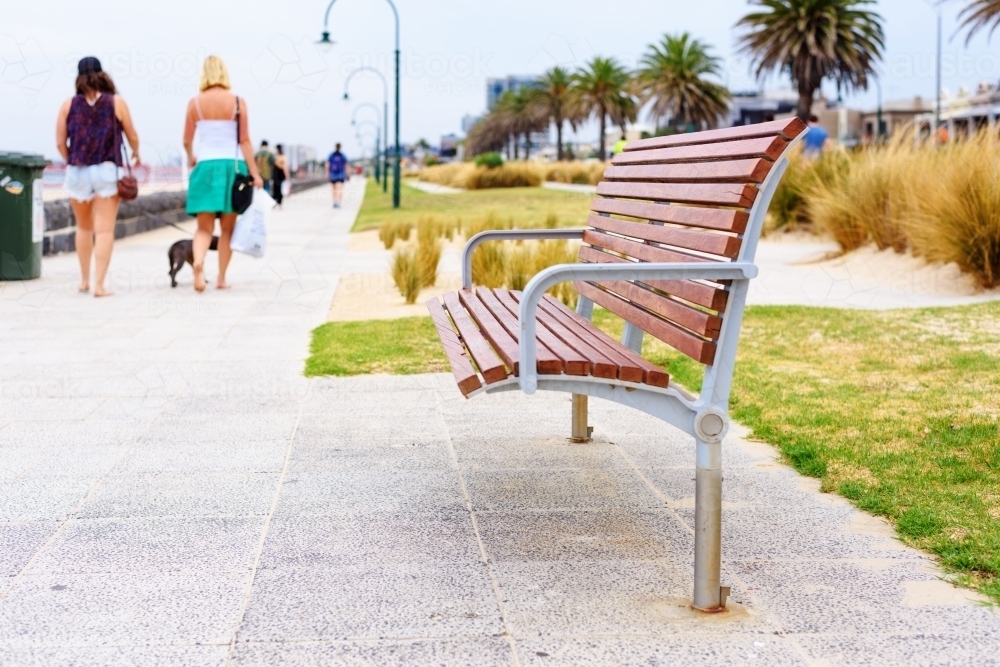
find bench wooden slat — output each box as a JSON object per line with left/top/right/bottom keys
{"left": 578, "top": 246, "right": 729, "bottom": 311}
{"left": 575, "top": 282, "right": 718, "bottom": 365}
{"left": 488, "top": 288, "right": 591, "bottom": 376}
{"left": 604, "top": 158, "right": 772, "bottom": 183}
{"left": 583, "top": 229, "right": 717, "bottom": 265}
{"left": 536, "top": 294, "right": 669, "bottom": 387}
{"left": 596, "top": 181, "right": 758, "bottom": 208}
{"left": 518, "top": 295, "right": 620, "bottom": 380}
{"left": 441, "top": 292, "right": 509, "bottom": 384}
{"left": 426, "top": 297, "right": 483, "bottom": 396}
{"left": 612, "top": 135, "right": 788, "bottom": 167}
{"left": 586, "top": 214, "right": 742, "bottom": 259}
{"left": 454, "top": 289, "right": 525, "bottom": 373}
{"left": 624, "top": 117, "right": 806, "bottom": 151}
{"left": 471, "top": 288, "right": 568, "bottom": 375}
{"left": 591, "top": 197, "right": 749, "bottom": 233}
{"left": 597, "top": 279, "right": 723, "bottom": 338}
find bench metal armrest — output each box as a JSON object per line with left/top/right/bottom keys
{"left": 516, "top": 261, "right": 759, "bottom": 394}
{"left": 462, "top": 229, "right": 586, "bottom": 289}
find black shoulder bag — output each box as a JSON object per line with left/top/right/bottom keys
{"left": 231, "top": 97, "right": 254, "bottom": 215}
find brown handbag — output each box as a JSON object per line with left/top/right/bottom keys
{"left": 114, "top": 97, "right": 138, "bottom": 201}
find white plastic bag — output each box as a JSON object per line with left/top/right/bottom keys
{"left": 231, "top": 188, "right": 274, "bottom": 258}
{"left": 281, "top": 180, "right": 291, "bottom": 197}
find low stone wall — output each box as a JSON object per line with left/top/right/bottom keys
{"left": 42, "top": 178, "right": 328, "bottom": 256}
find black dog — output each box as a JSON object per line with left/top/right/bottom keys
{"left": 168, "top": 237, "right": 218, "bottom": 287}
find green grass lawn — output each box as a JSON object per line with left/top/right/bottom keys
{"left": 352, "top": 177, "right": 594, "bottom": 233}
{"left": 307, "top": 301, "right": 1000, "bottom": 600}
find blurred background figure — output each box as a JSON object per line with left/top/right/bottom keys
{"left": 272, "top": 143, "right": 290, "bottom": 209}
{"left": 327, "top": 142, "right": 347, "bottom": 209}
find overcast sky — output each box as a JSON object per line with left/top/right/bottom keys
{"left": 2, "top": 0, "right": 997, "bottom": 163}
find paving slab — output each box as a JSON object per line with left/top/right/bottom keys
{"left": 1, "top": 178, "right": 998, "bottom": 665}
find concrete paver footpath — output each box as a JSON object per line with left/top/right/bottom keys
{"left": 1, "top": 180, "right": 998, "bottom": 666}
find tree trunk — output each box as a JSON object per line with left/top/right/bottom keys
{"left": 513, "top": 133, "right": 519, "bottom": 160}
{"left": 556, "top": 114, "right": 564, "bottom": 161}
{"left": 797, "top": 87, "right": 815, "bottom": 121}
{"left": 524, "top": 131, "right": 531, "bottom": 160}
{"left": 598, "top": 107, "right": 607, "bottom": 161}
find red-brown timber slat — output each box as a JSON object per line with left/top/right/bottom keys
{"left": 590, "top": 197, "right": 749, "bottom": 233}
{"left": 426, "top": 297, "right": 482, "bottom": 396}
{"left": 597, "top": 279, "right": 723, "bottom": 338}
{"left": 574, "top": 282, "right": 718, "bottom": 365}
{"left": 514, "top": 293, "right": 619, "bottom": 380}
{"left": 471, "top": 288, "right": 572, "bottom": 375}
{"left": 604, "top": 158, "right": 772, "bottom": 183}
{"left": 624, "top": 117, "right": 806, "bottom": 151}
{"left": 440, "top": 292, "right": 509, "bottom": 384}
{"left": 532, "top": 294, "right": 669, "bottom": 387}
{"left": 455, "top": 289, "right": 525, "bottom": 373}
{"left": 487, "top": 288, "right": 591, "bottom": 376}
{"left": 585, "top": 214, "right": 742, "bottom": 259}
{"left": 583, "top": 229, "right": 718, "bottom": 265}
{"left": 577, "top": 246, "right": 729, "bottom": 311}
{"left": 596, "top": 181, "right": 758, "bottom": 208}
{"left": 613, "top": 135, "right": 788, "bottom": 166}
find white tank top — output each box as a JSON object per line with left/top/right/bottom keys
{"left": 194, "top": 96, "right": 239, "bottom": 161}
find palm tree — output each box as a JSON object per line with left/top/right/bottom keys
{"left": 528, "top": 67, "right": 577, "bottom": 160}
{"left": 571, "top": 57, "right": 631, "bottom": 160}
{"left": 735, "top": 0, "right": 885, "bottom": 120}
{"left": 956, "top": 0, "right": 1000, "bottom": 44}
{"left": 636, "top": 33, "right": 732, "bottom": 132}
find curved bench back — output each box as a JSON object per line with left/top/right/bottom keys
{"left": 576, "top": 117, "right": 807, "bottom": 367}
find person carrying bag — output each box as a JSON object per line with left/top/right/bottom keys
{"left": 182, "top": 55, "right": 263, "bottom": 292}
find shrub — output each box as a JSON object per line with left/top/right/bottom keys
{"left": 378, "top": 223, "right": 397, "bottom": 249}
{"left": 907, "top": 132, "right": 1000, "bottom": 288}
{"left": 416, "top": 218, "right": 443, "bottom": 287}
{"left": 542, "top": 161, "right": 609, "bottom": 185}
{"left": 424, "top": 155, "right": 441, "bottom": 167}
{"left": 474, "top": 152, "right": 503, "bottom": 168}
{"left": 471, "top": 241, "right": 508, "bottom": 288}
{"left": 467, "top": 162, "right": 542, "bottom": 189}
{"left": 391, "top": 247, "right": 421, "bottom": 304}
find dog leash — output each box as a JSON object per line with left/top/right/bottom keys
{"left": 143, "top": 212, "right": 192, "bottom": 235}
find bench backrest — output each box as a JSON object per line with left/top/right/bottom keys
{"left": 576, "top": 117, "right": 807, "bottom": 367}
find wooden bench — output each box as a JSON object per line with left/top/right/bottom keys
{"left": 426, "top": 117, "right": 807, "bottom": 612}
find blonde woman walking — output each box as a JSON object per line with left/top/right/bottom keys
{"left": 55, "top": 56, "right": 140, "bottom": 297}
{"left": 183, "top": 55, "right": 263, "bottom": 292}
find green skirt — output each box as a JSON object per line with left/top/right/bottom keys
{"left": 186, "top": 159, "right": 249, "bottom": 215}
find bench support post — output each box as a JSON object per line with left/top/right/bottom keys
{"left": 693, "top": 436, "right": 726, "bottom": 612}
{"left": 571, "top": 394, "right": 591, "bottom": 442}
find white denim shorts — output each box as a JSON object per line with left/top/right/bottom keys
{"left": 65, "top": 162, "right": 120, "bottom": 201}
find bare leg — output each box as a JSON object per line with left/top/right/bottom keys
{"left": 334, "top": 182, "right": 344, "bottom": 205}
{"left": 330, "top": 182, "right": 336, "bottom": 206}
{"left": 192, "top": 213, "right": 215, "bottom": 292}
{"left": 91, "top": 195, "right": 120, "bottom": 297}
{"left": 216, "top": 213, "right": 237, "bottom": 289}
{"left": 70, "top": 199, "right": 95, "bottom": 292}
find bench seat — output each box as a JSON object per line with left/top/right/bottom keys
{"left": 427, "top": 288, "right": 669, "bottom": 397}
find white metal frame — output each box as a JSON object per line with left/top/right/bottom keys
{"left": 456, "top": 137, "right": 801, "bottom": 611}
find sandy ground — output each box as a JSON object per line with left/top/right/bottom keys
{"left": 327, "top": 228, "right": 1000, "bottom": 322}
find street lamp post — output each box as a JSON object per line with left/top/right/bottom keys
{"left": 343, "top": 67, "right": 390, "bottom": 196}
{"left": 351, "top": 103, "right": 382, "bottom": 183}
{"left": 874, "top": 76, "right": 884, "bottom": 140}
{"left": 321, "top": 0, "right": 400, "bottom": 208}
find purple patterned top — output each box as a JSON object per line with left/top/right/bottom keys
{"left": 66, "top": 94, "right": 121, "bottom": 167}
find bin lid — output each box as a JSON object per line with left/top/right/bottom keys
{"left": 0, "top": 152, "right": 51, "bottom": 168}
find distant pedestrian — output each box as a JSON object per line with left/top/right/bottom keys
{"left": 255, "top": 140, "right": 274, "bottom": 193}
{"left": 803, "top": 114, "right": 829, "bottom": 156}
{"left": 182, "top": 55, "right": 263, "bottom": 292}
{"left": 55, "top": 56, "right": 141, "bottom": 298}
{"left": 272, "top": 144, "right": 290, "bottom": 208}
{"left": 328, "top": 143, "right": 348, "bottom": 209}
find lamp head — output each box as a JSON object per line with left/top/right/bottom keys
{"left": 343, "top": 92, "right": 350, "bottom": 101}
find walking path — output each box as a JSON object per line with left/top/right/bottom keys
{"left": 1, "top": 180, "right": 998, "bottom": 666}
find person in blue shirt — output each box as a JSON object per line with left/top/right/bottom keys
{"left": 327, "top": 143, "right": 348, "bottom": 208}
{"left": 802, "top": 115, "right": 829, "bottom": 156}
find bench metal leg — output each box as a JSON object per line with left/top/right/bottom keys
{"left": 571, "top": 394, "right": 591, "bottom": 442}
{"left": 693, "top": 436, "right": 727, "bottom": 611}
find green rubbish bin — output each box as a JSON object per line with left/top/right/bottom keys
{"left": 0, "top": 152, "right": 50, "bottom": 281}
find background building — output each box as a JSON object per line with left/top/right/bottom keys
{"left": 486, "top": 75, "right": 539, "bottom": 110}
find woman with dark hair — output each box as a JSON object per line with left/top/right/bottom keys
{"left": 55, "top": 56, "right": 140, "bottom": 297}
{"left": 272, "top": 144, "right": 290, "bottom": 208}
